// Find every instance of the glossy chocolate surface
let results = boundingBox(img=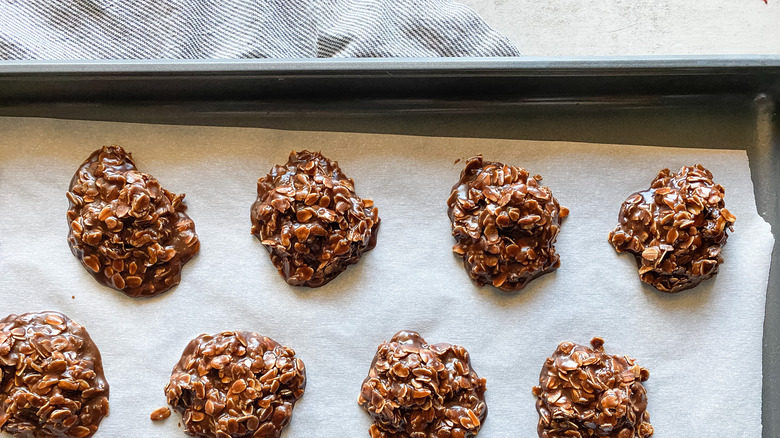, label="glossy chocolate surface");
[359,330,487,438]
[608,165,735,292]
[165,331,305,438]
[533,338,653,438]
[251,150,379,287]
[0,312,109,438]
[67,145,199,297]
[448,156,568,291]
